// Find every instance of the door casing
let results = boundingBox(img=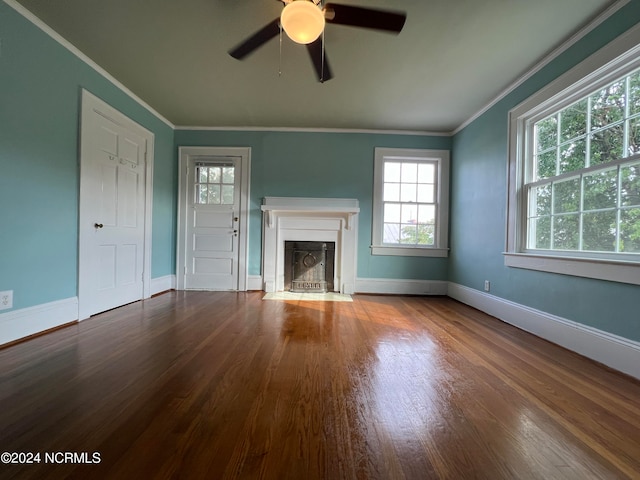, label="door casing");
[177,146,251,291]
